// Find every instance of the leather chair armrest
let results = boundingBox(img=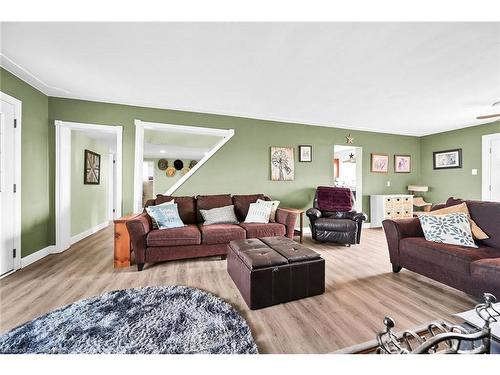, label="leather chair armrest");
[431,203,446,211]
[125,212,152,266]
[343,211,368,222]
[275,208,298,239]
[306,208,322,220]
[382,218,424,265]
